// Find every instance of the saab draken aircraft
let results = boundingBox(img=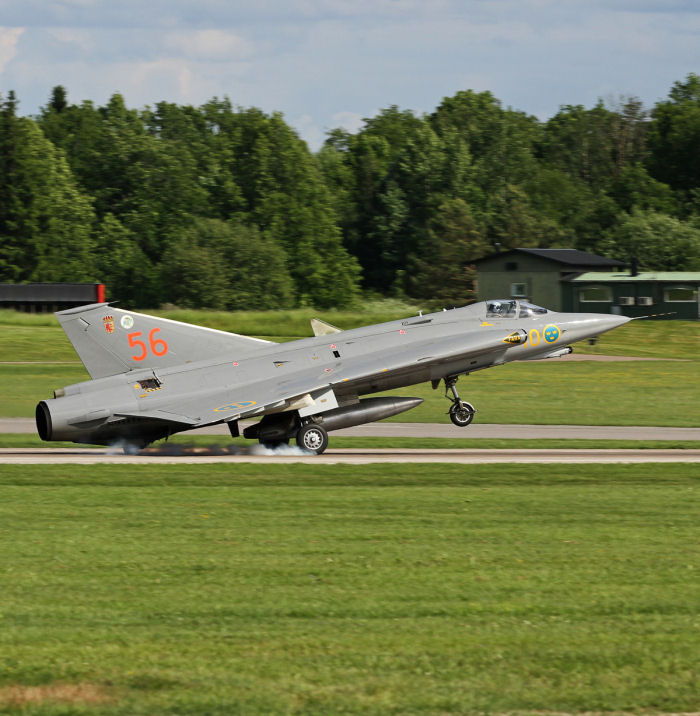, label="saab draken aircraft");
[36,300,629,454]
